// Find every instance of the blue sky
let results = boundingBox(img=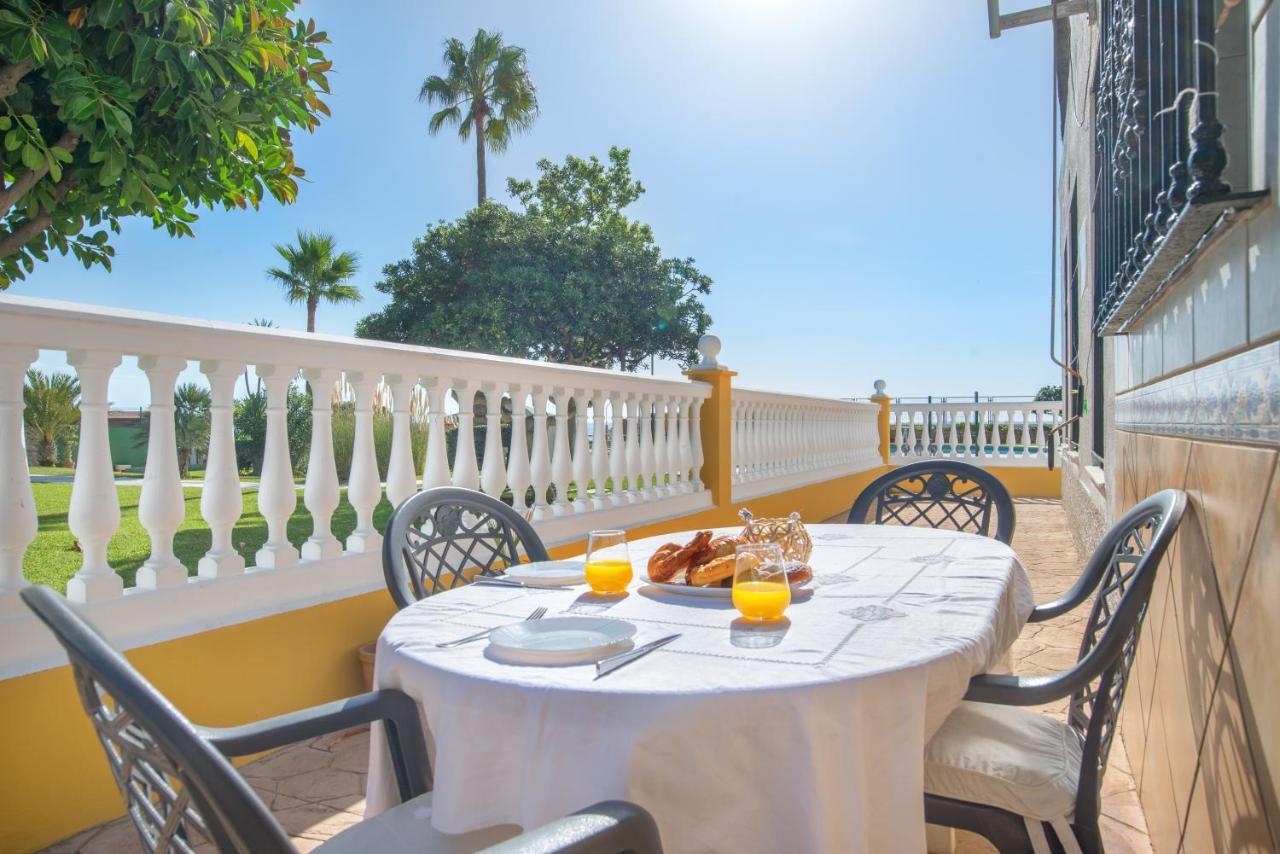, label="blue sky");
[14,0,1059,406]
